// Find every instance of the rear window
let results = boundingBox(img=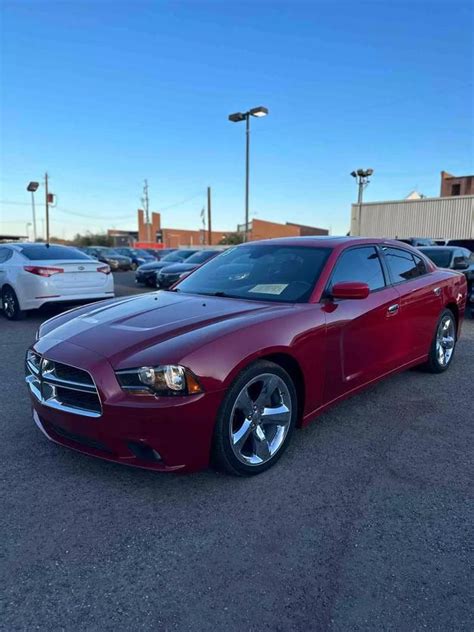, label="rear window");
[383,247,427,281]
[20,245,91,261]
